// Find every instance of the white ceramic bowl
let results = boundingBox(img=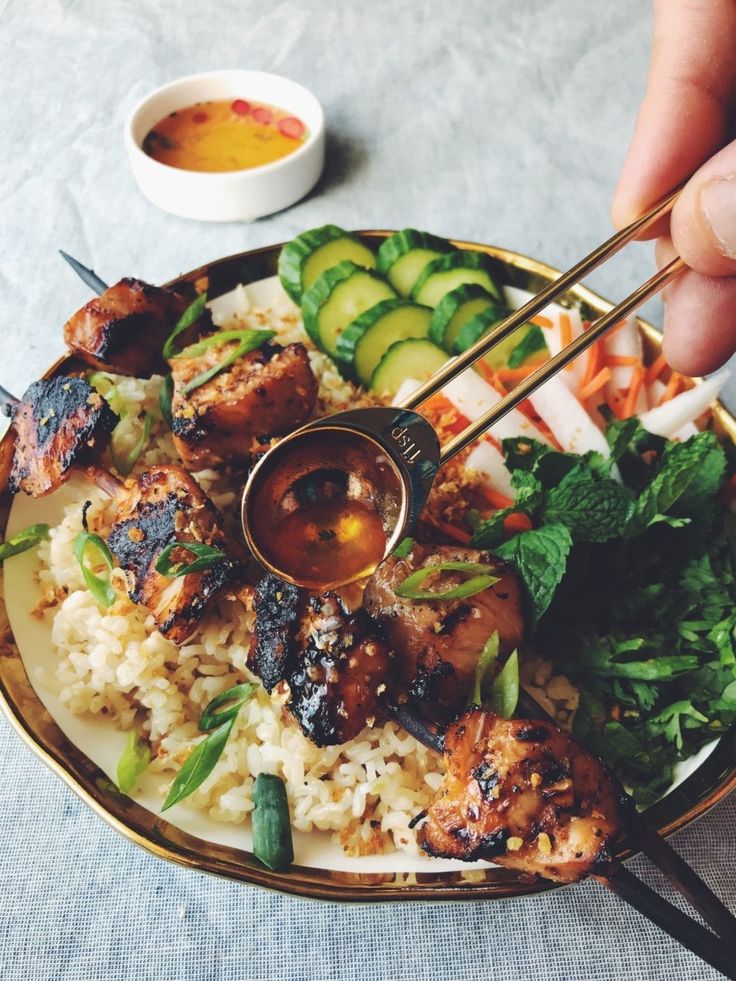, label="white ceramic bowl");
[124,70,325,222]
